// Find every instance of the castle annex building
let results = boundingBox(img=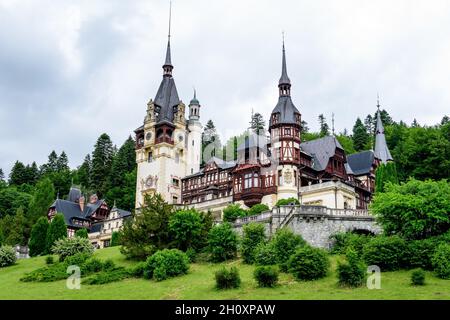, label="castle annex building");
[135,33,393,218]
